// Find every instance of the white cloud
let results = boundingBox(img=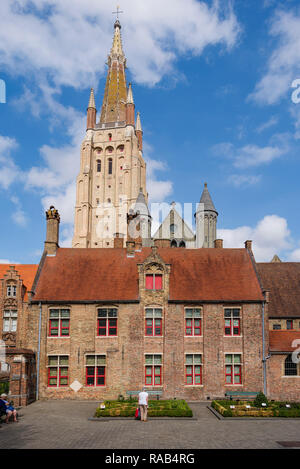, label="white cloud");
[250,9,300,105]
[256,115,279,133]
[218,215,291,261]
[146,157,173,203]
[228,174,261,187]
[213,135,289,169]
[0,0,240,89]
[0,136,21,189]
[10,196,27,227]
